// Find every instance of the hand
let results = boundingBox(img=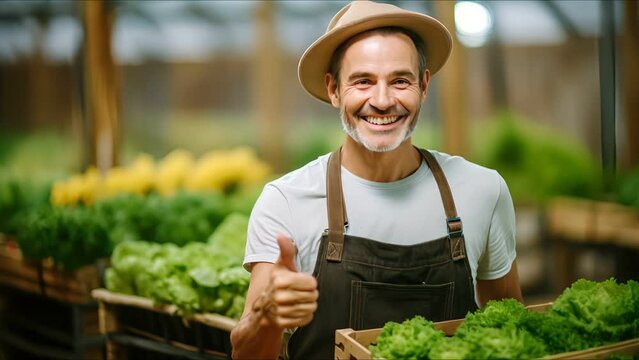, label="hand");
[253,234,318,329]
